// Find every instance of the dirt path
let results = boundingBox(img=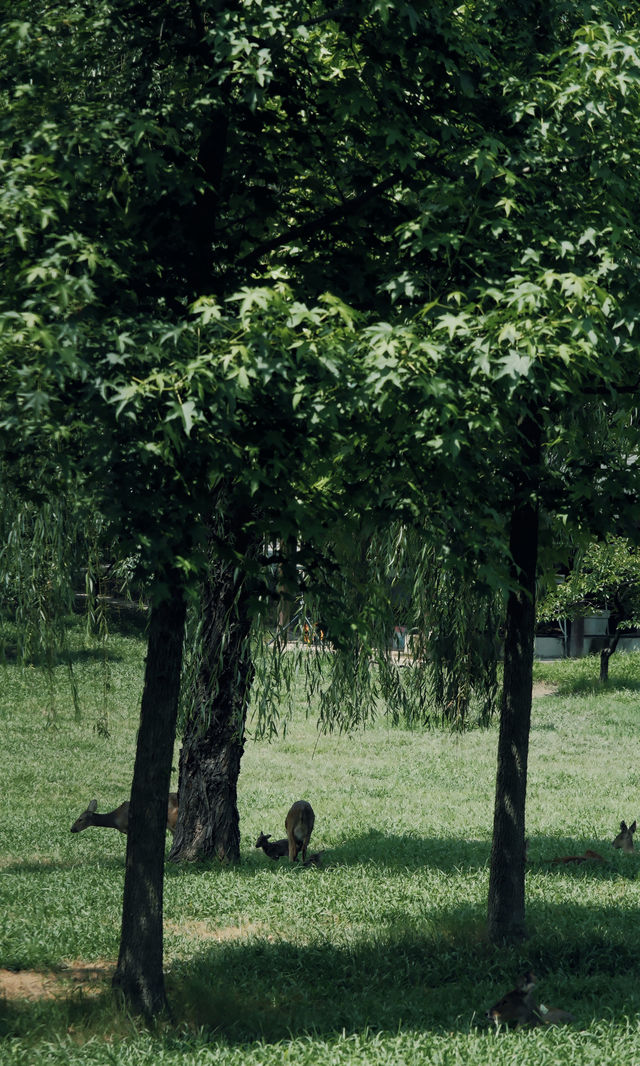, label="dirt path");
[0,961,113,1001]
